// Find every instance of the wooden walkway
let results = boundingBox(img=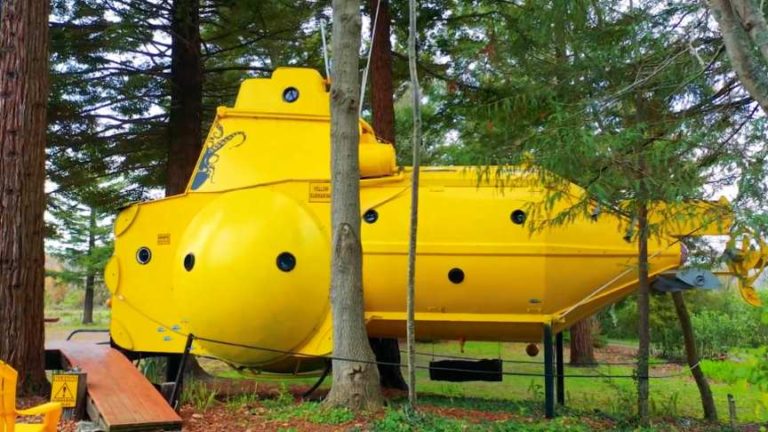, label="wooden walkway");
[47,342,182,431]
